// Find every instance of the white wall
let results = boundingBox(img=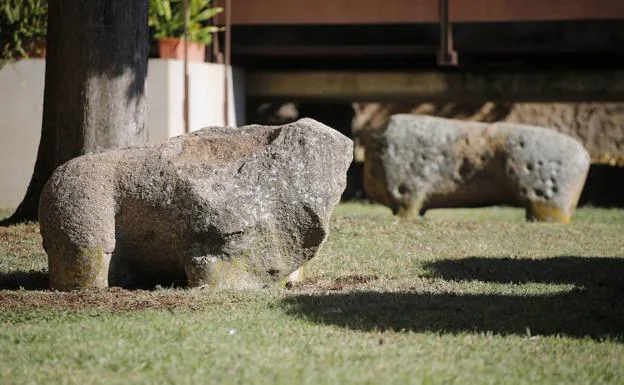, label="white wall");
[0,59,246,207]
[0,59,44,209]
[148,60,246,144]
